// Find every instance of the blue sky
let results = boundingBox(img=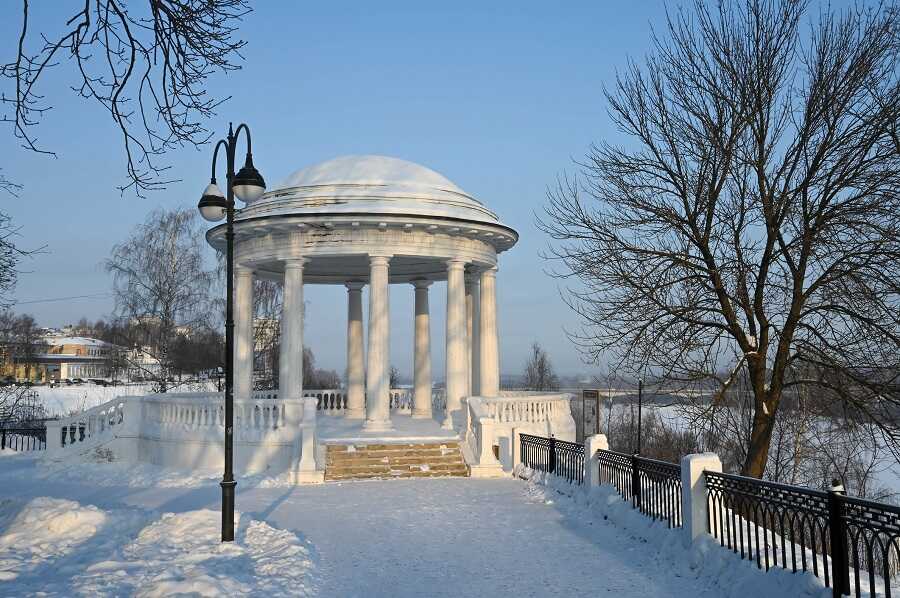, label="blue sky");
[1,2,671,377]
